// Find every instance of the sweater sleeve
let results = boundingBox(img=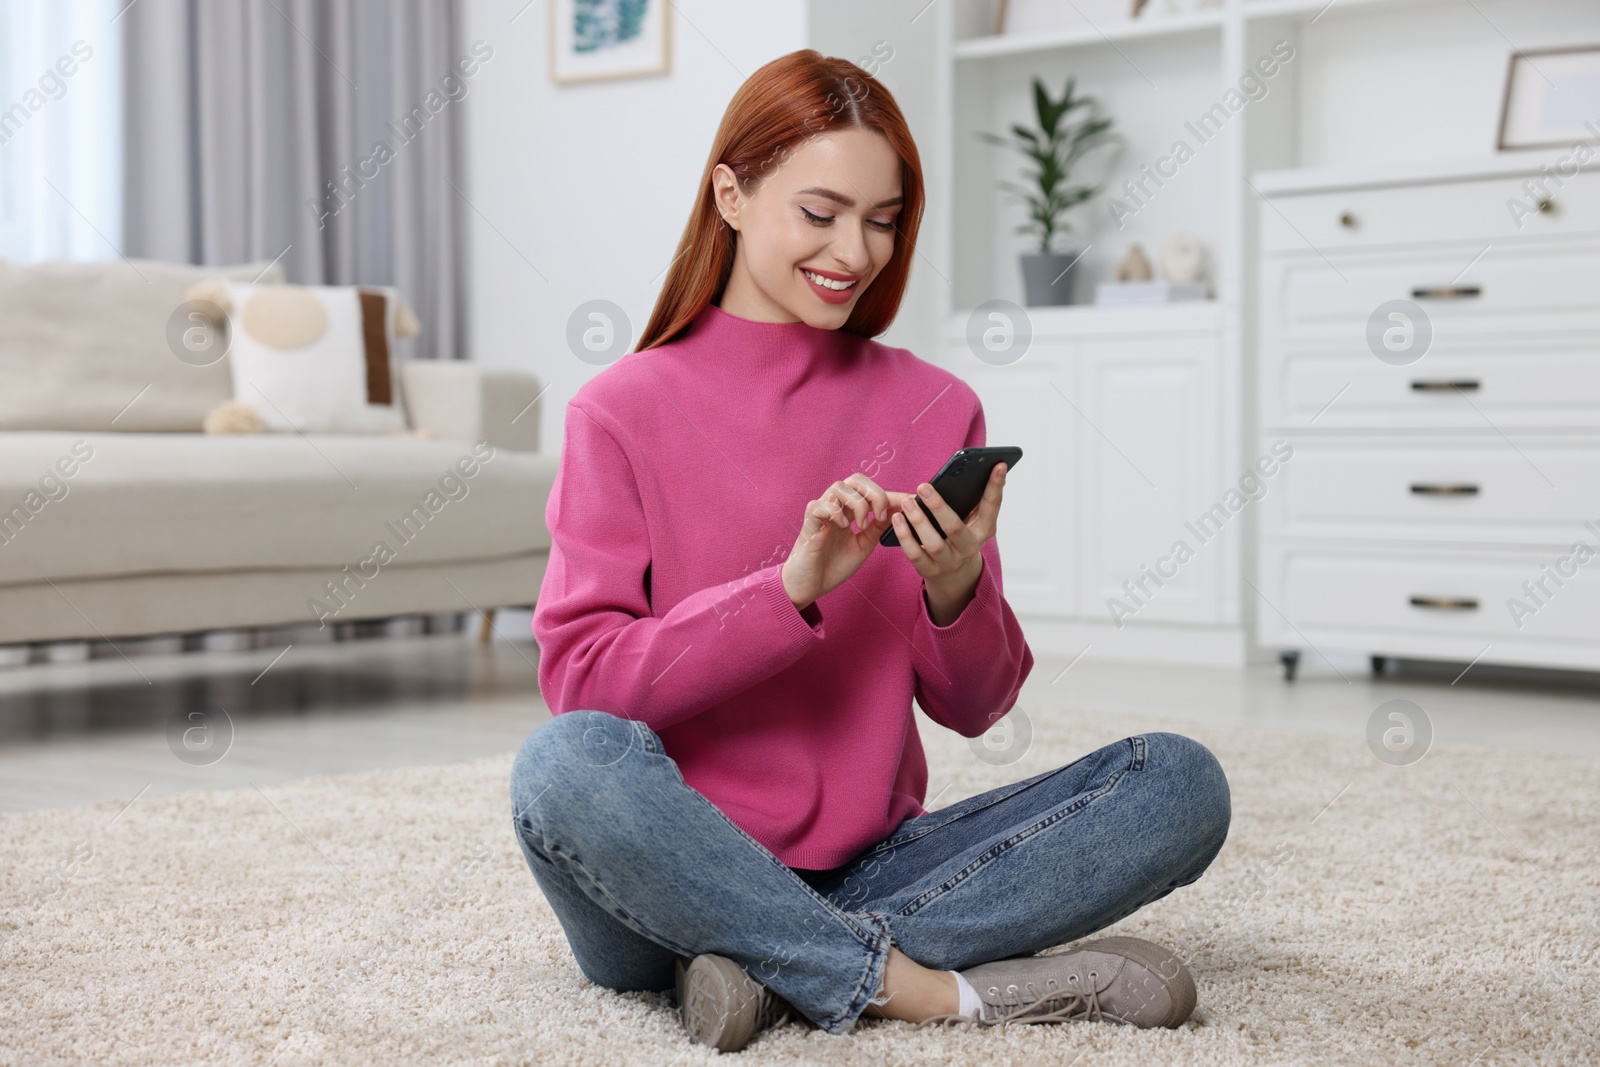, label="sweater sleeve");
[910,394,1035,738]
[532,402,826,732]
